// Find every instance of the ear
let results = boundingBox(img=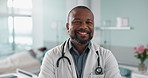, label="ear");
[66,23,69,32]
